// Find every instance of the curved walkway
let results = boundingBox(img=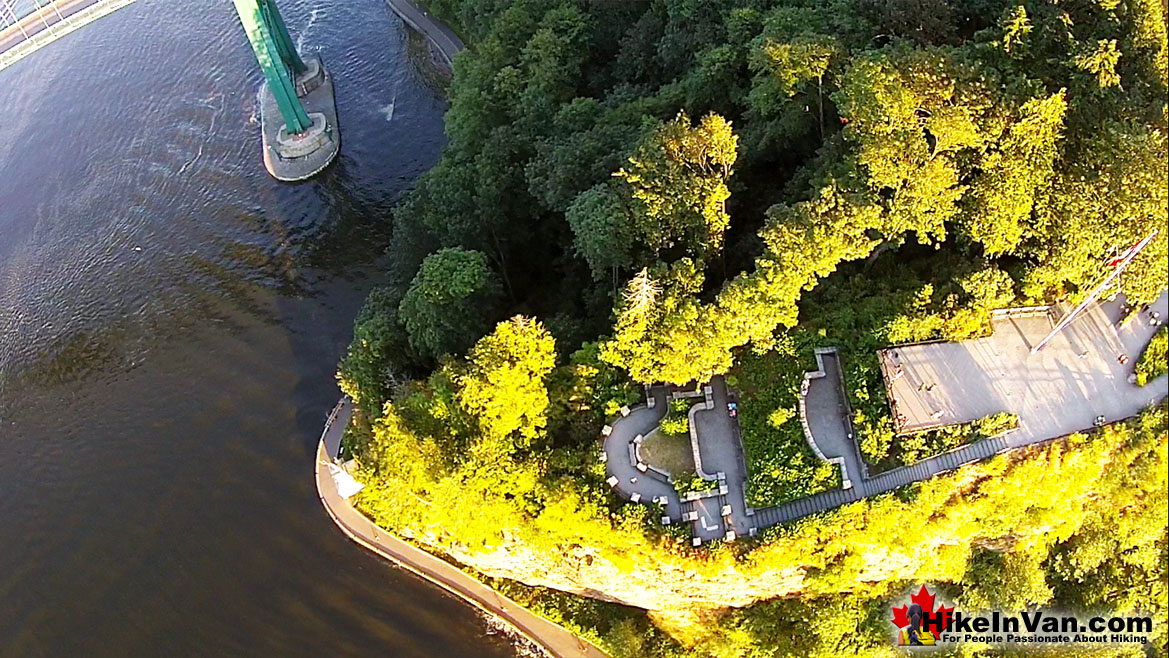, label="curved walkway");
[601,387,681,519]
[311,7,600,655]
[383,0,464,68]
[316,399,607,658]
[798,348,862,488]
